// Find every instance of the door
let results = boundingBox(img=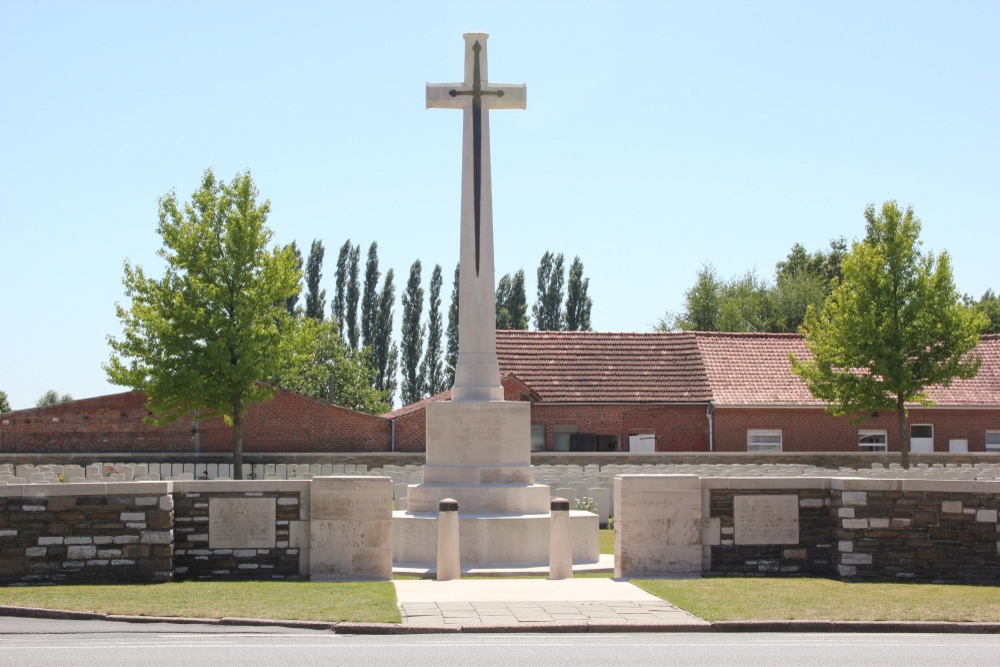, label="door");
[628,433,656,453]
